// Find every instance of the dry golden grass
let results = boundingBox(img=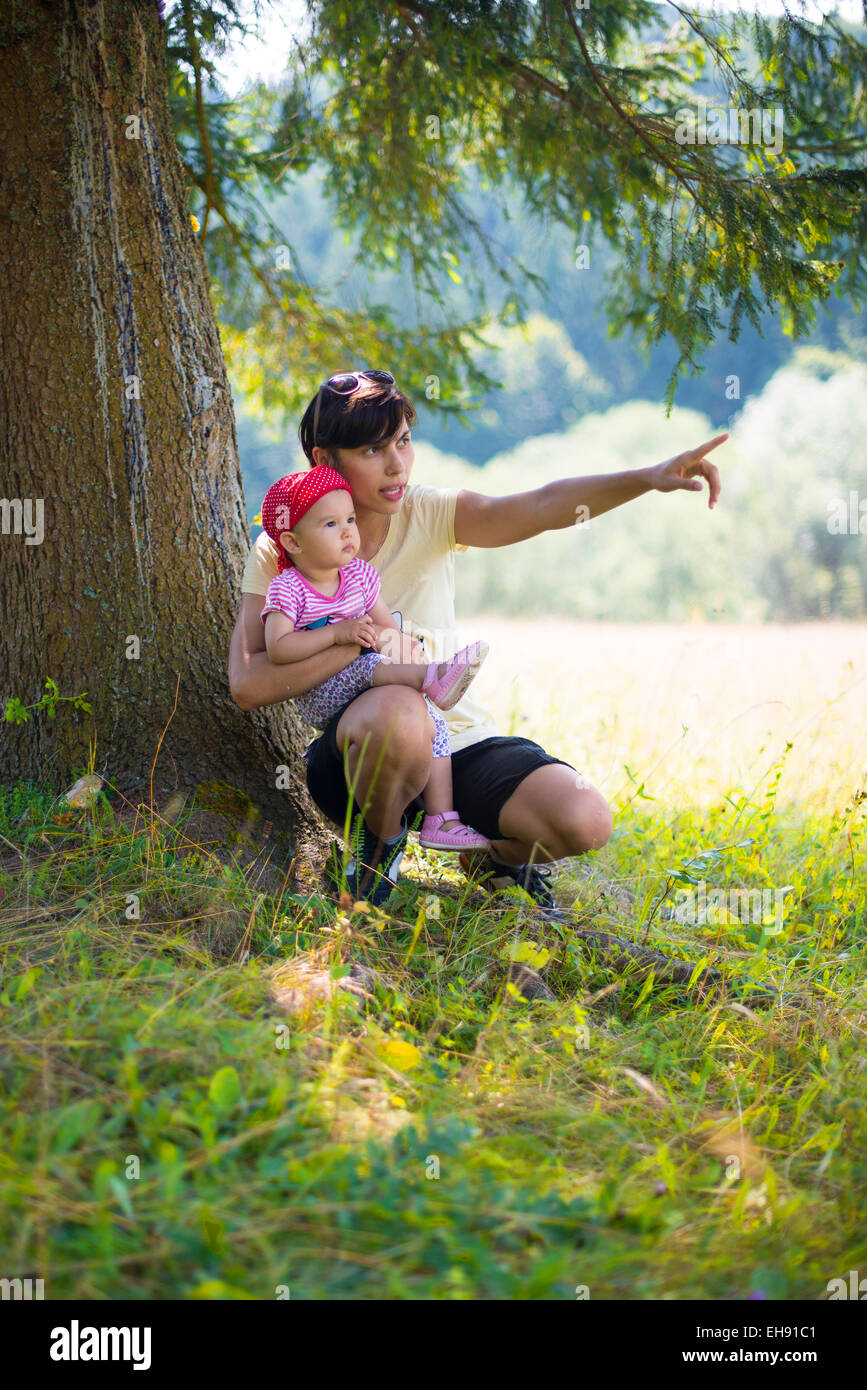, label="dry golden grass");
[463,619,867,812]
